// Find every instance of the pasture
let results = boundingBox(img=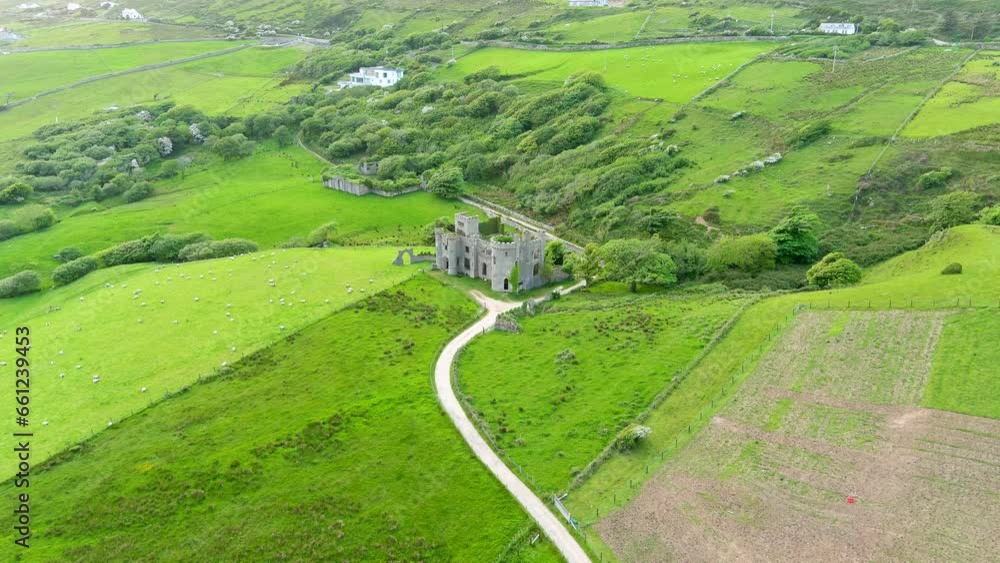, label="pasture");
[0,276,538,561]
[597,309,1000,561]
[0,46,308,142]
[924,309,1000,419]
[0,246,422,476]
[458,289,749,492]
[0,21,218,47]
[441,42,778,101]
[0,142,471,281]
[904,51,1000,138]
[0,41,245,102]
